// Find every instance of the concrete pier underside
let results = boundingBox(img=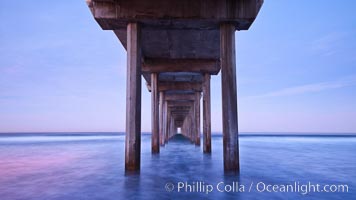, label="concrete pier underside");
[87,0,263,173]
